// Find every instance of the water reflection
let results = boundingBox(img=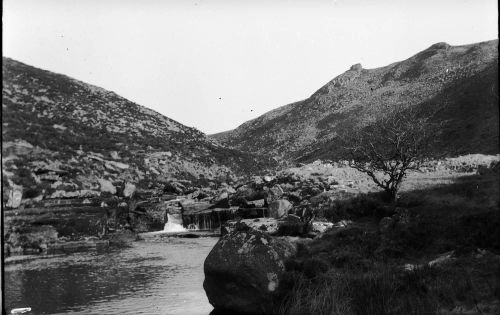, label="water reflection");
[4,238,217,315]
